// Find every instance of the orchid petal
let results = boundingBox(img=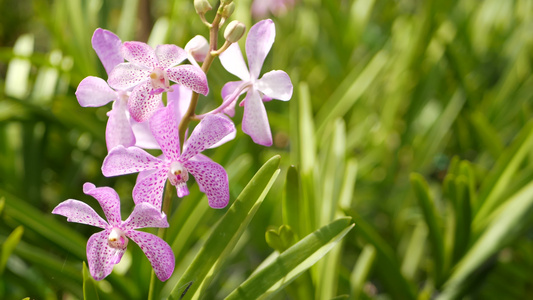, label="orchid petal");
[131,119,159,149]
[219,43,250,81]
[106,99,136,151]
[123,202,168,229]
[132,168,168,211]
[155,44,187,69]
[166,65,209,96]
[180,114,236,161]
[82,183,122,226]
[87,229,122,280]
[167,84,192,123]
[220,81,246,117]
[242,90,273,146]
[108,63,151,90]
[256,70,293,101]
[185,35,209,62]
[246,19,275,79]
[122,41,157,68]
[128,82,164,122]
[102,145,163,177]
[149,102,180,161]
[52,199,108,229]
[208,114,236,148]
[76,76,116,107]
[126,230,175,281]
[91,28,123,75]
[185,160,229,209]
